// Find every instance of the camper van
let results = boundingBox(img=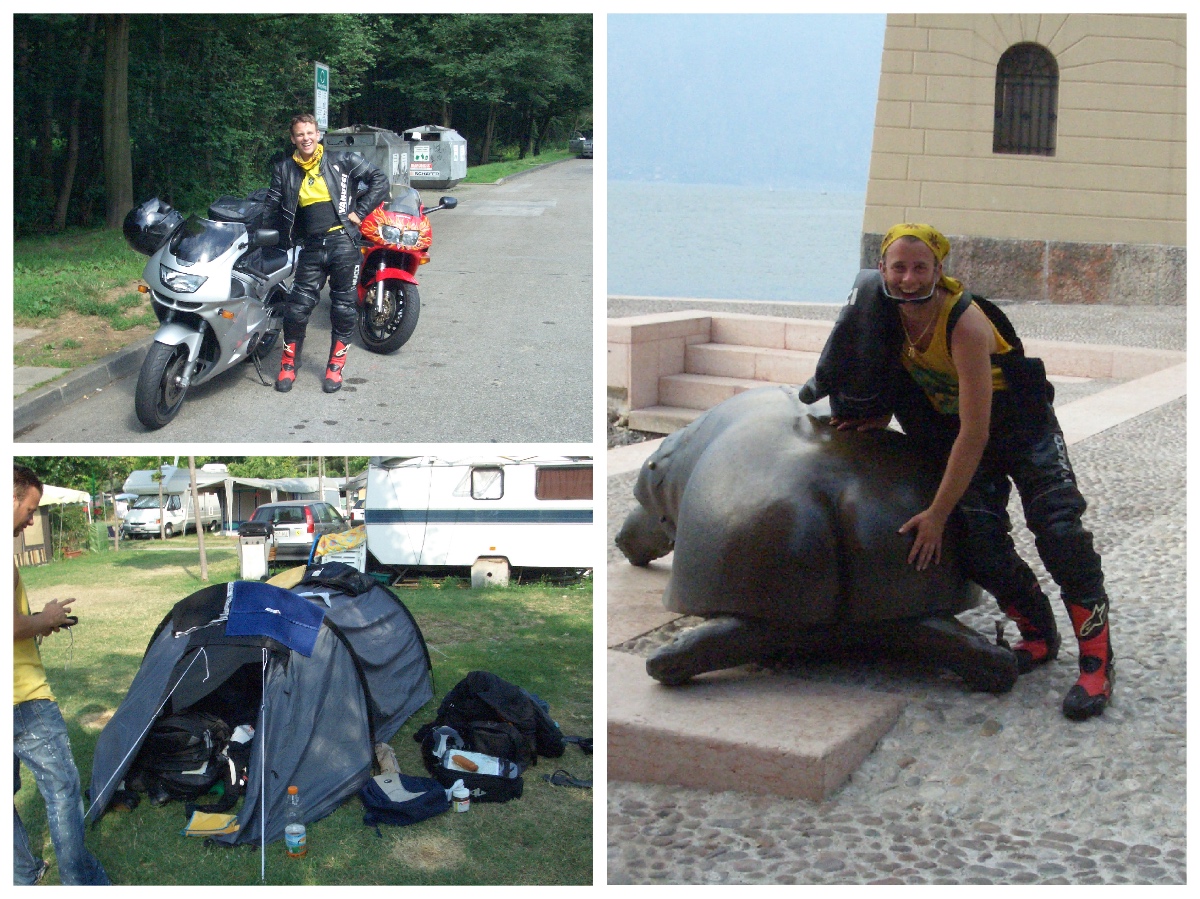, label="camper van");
[362,455,593,577]
[121,490,222,539]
